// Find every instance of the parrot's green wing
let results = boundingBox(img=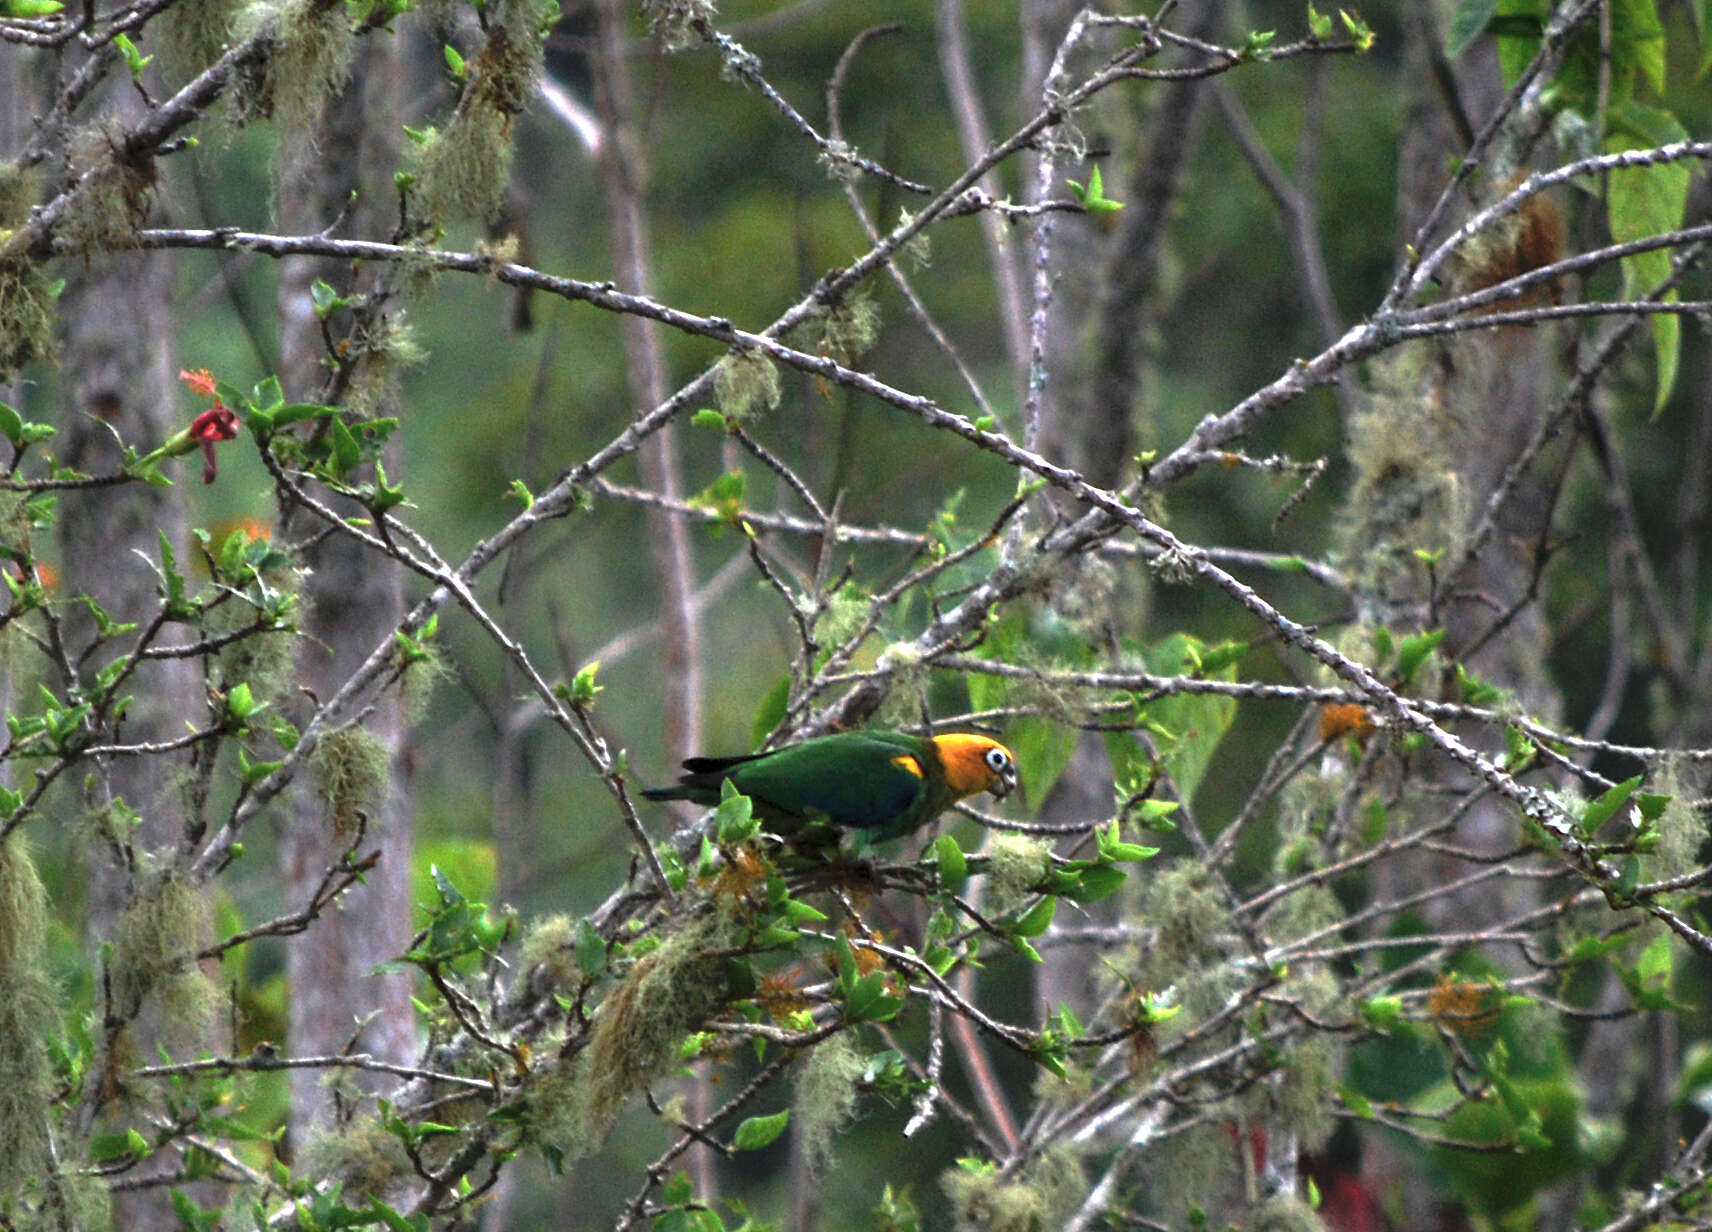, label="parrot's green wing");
[727,732,932,833]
